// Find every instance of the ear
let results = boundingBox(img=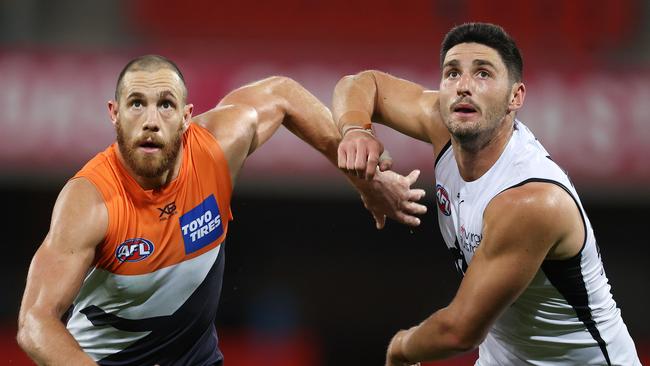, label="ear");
[183,103,194,131]
[108,100,119,126]
[507,82,526,113]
